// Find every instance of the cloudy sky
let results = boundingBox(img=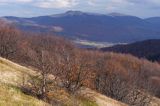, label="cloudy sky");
[0,0,159,18]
